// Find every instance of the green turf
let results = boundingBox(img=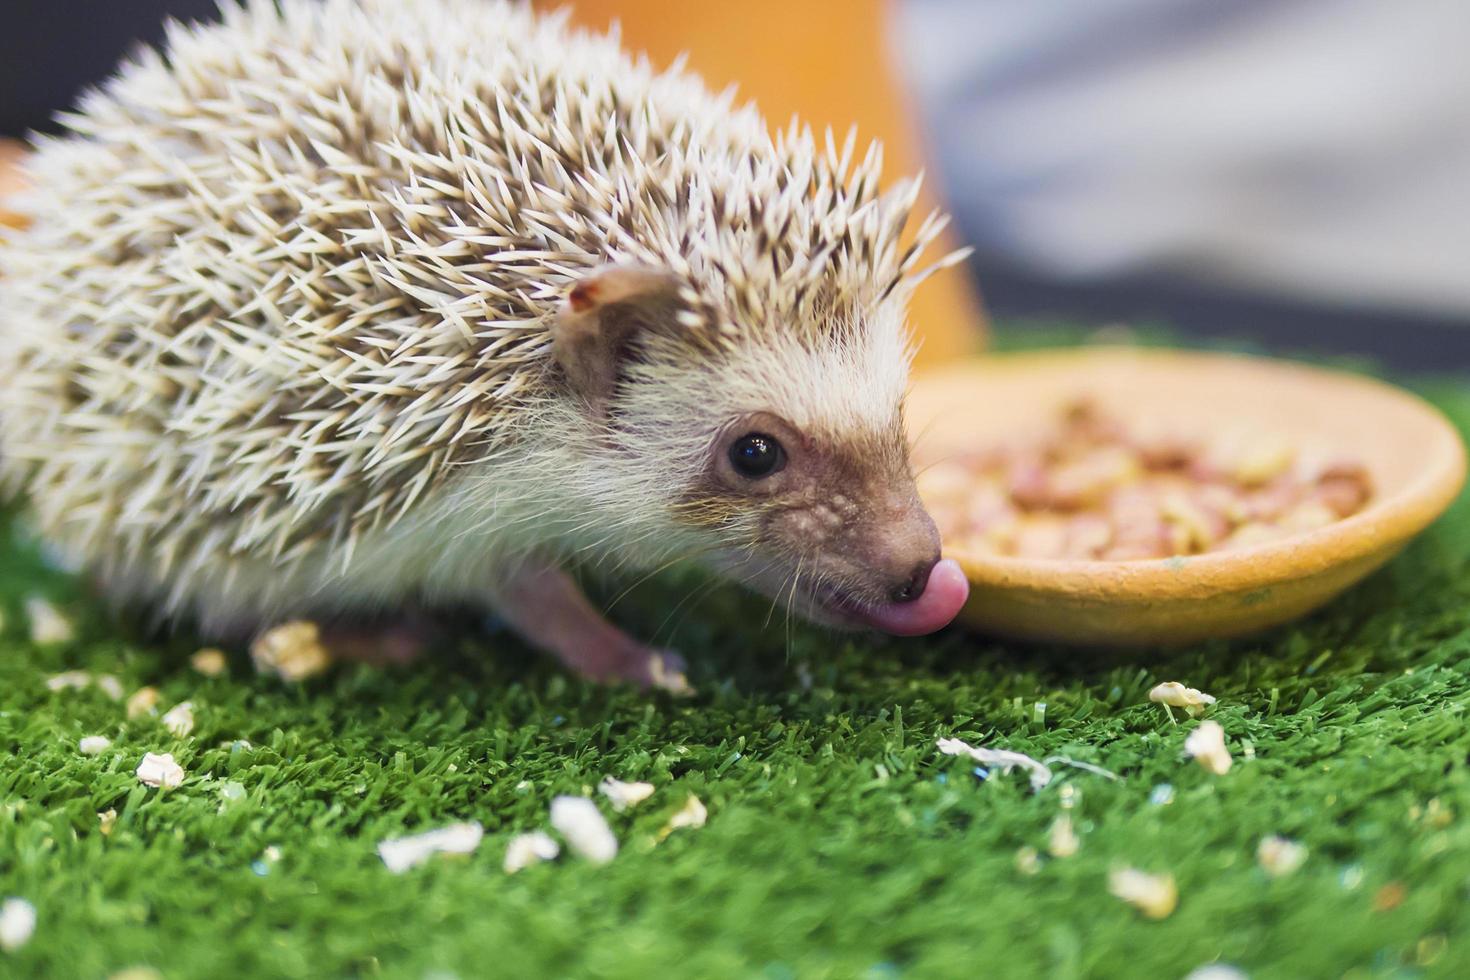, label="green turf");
[2,342,1468,980]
